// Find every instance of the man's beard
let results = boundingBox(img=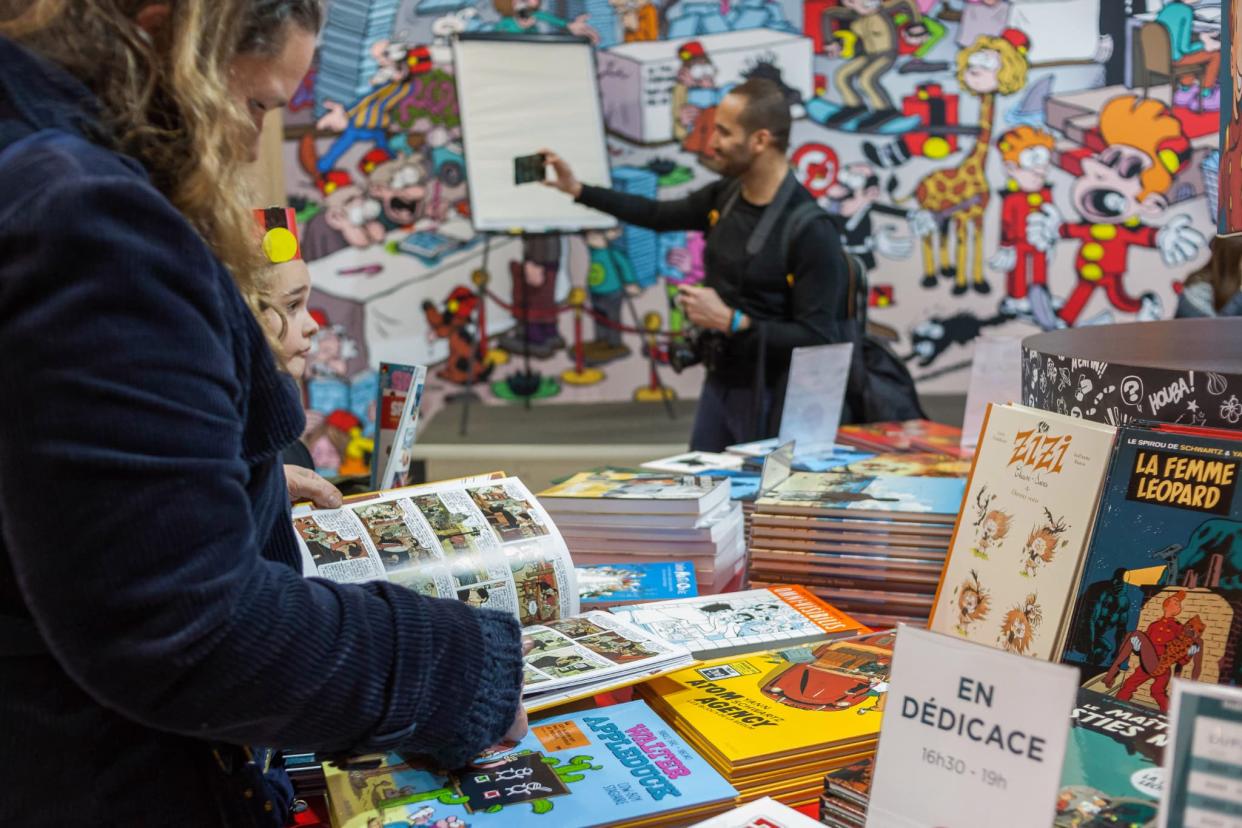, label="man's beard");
[702,150,752,178]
